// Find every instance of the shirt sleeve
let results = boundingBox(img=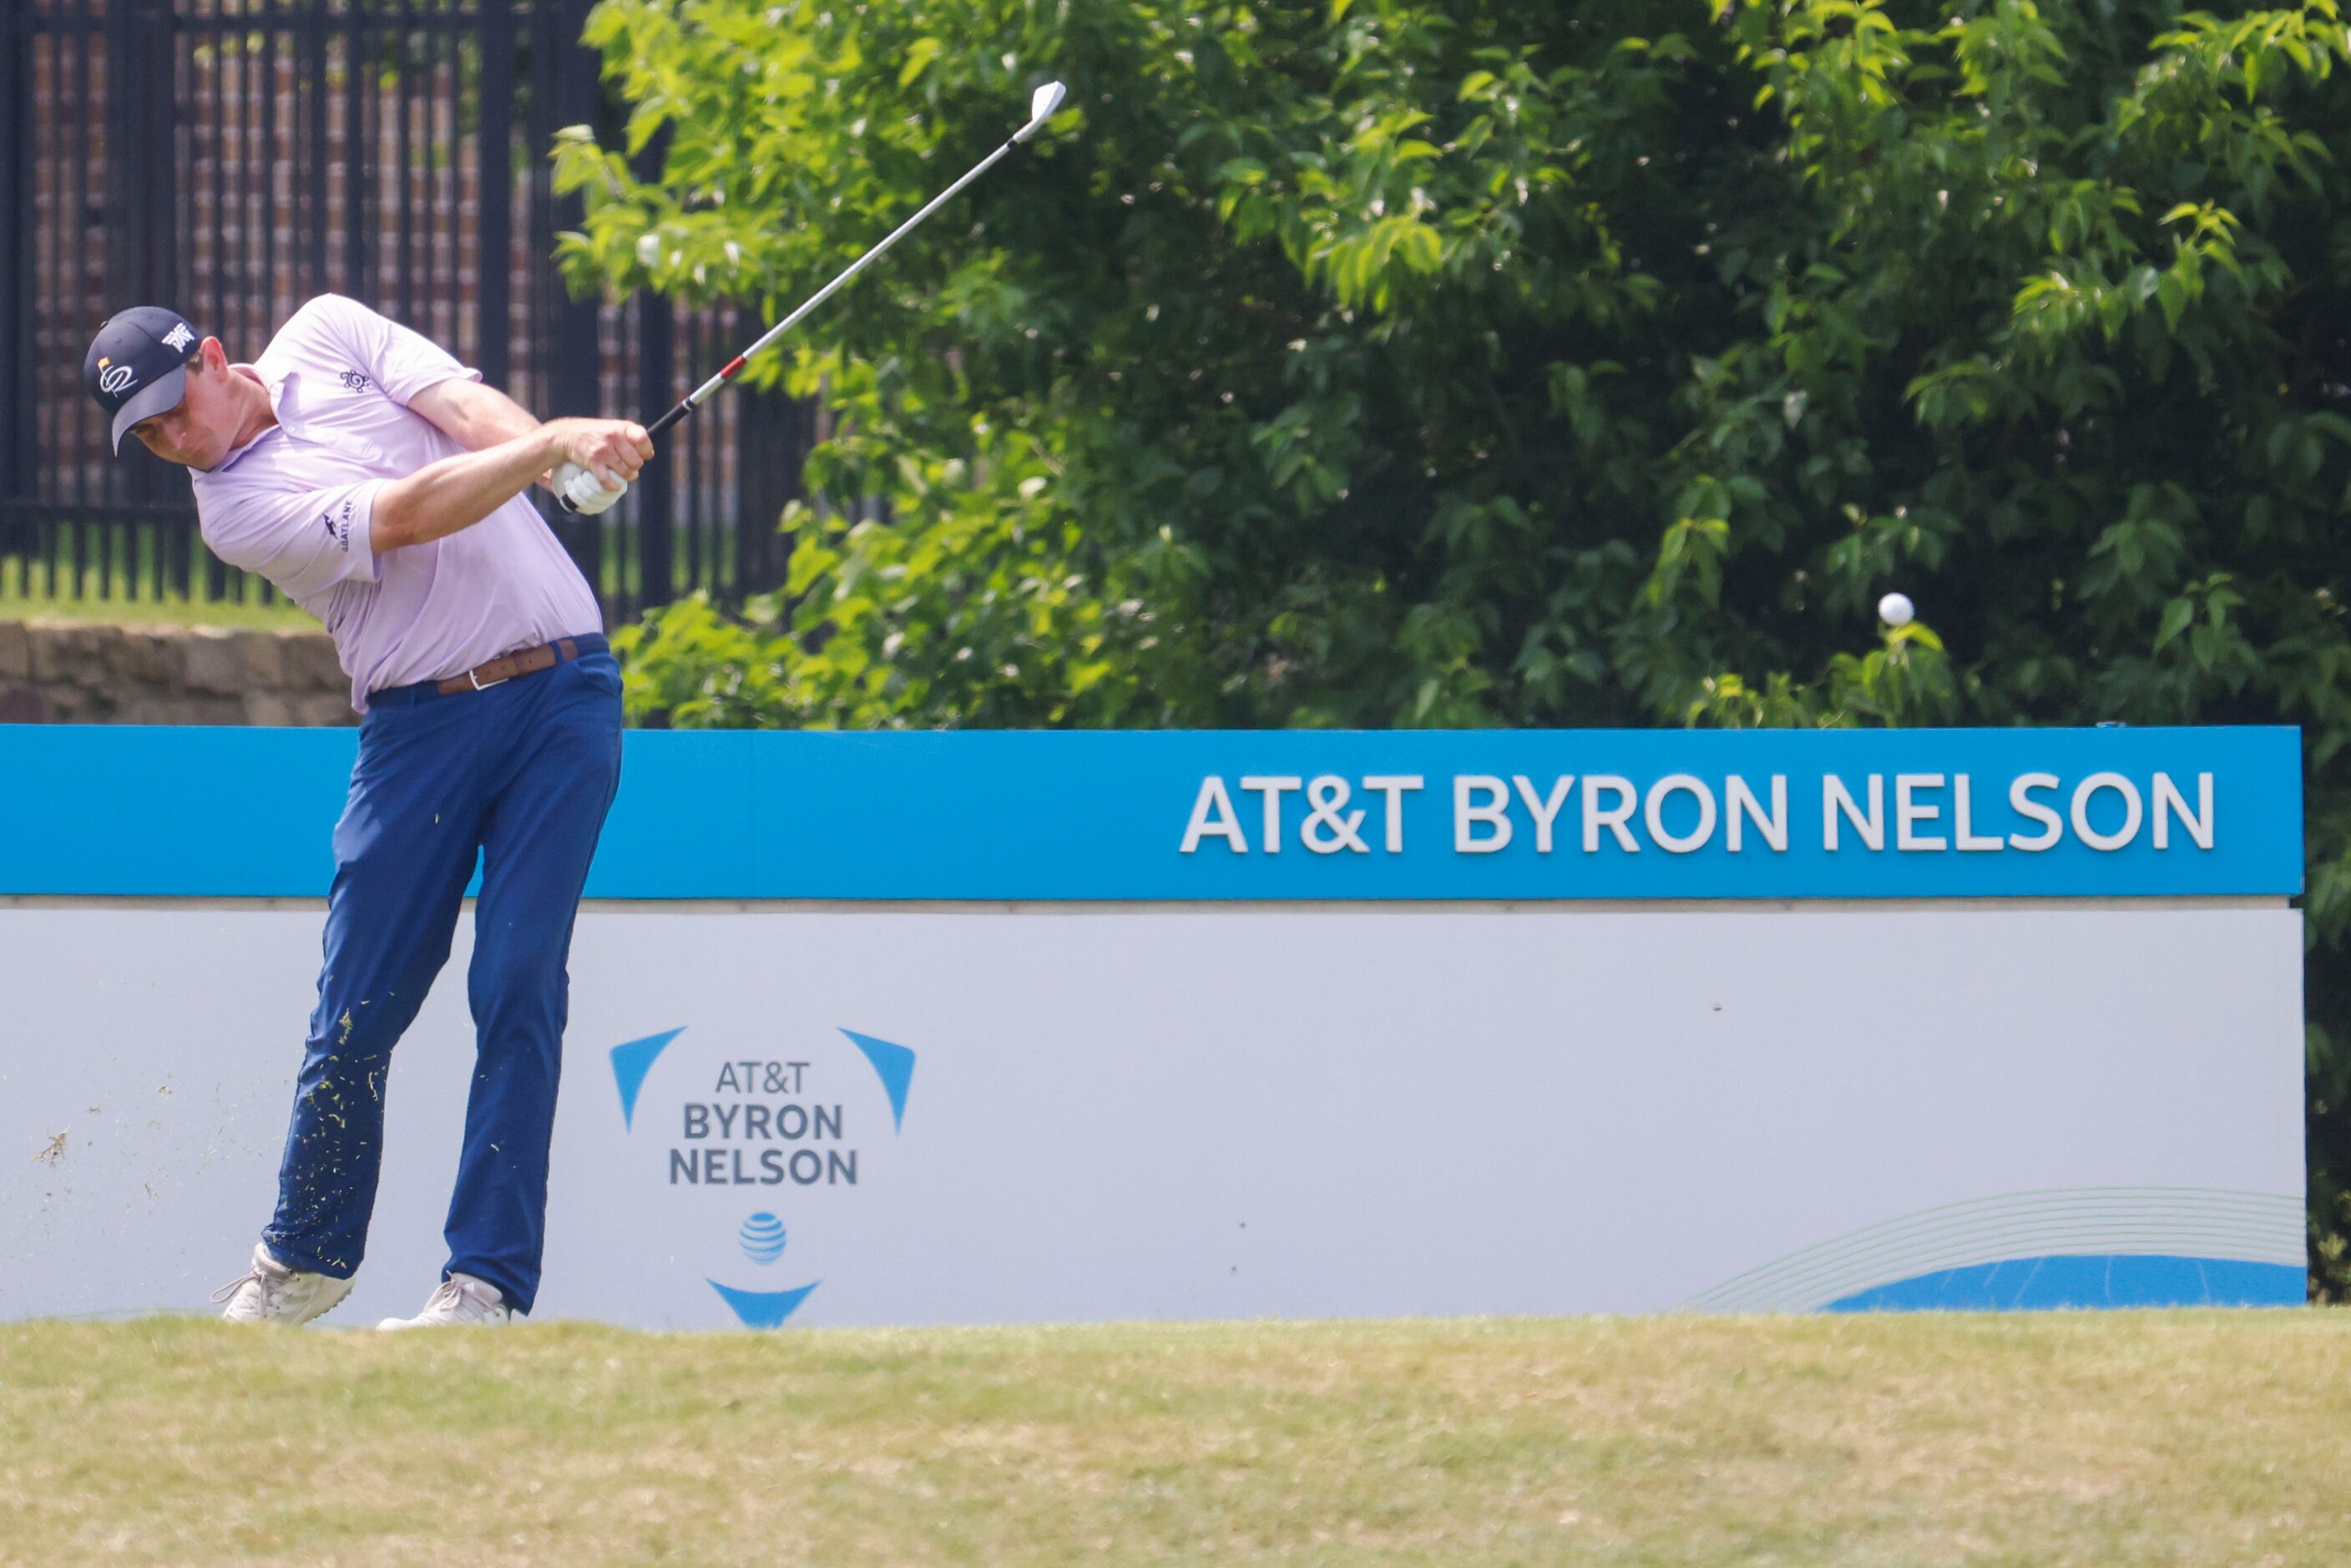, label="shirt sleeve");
[200,478,382,600]
[298,293,481,407]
